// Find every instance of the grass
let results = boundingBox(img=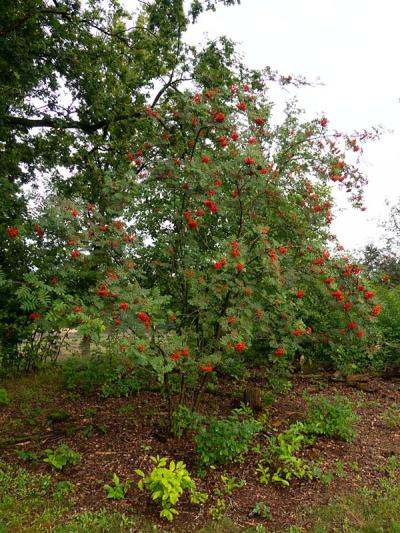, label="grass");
[310,480,400,532]
[58,514,268,533]
[0,459,159,533]
[287,457,400,533]
[1,366,62,410]
[0,368,64,439]
[198,518,267,533]
[382,404,400,429]
[55,509,158,533]
[0,459,70,532]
